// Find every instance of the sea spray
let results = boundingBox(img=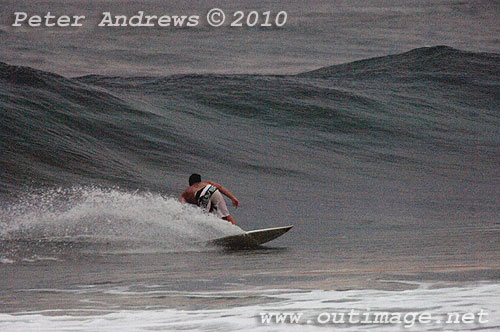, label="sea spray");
[0,186,243,256]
